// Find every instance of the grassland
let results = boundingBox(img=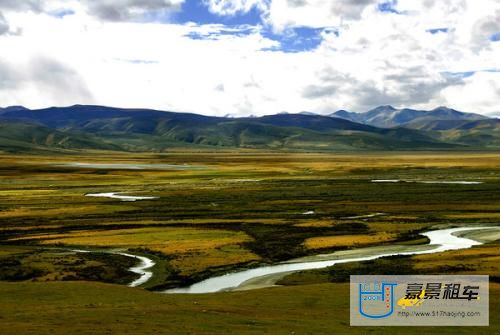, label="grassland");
[0,151,499,333]
[0,281,498,335]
